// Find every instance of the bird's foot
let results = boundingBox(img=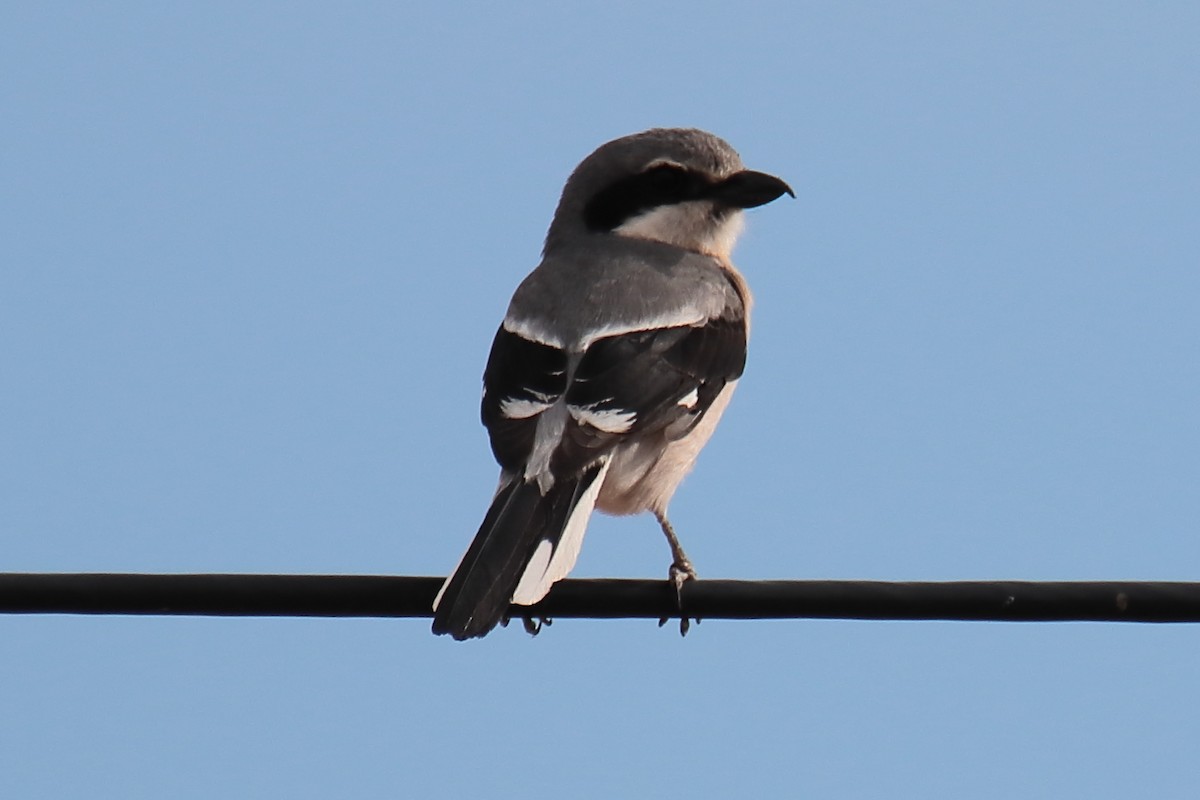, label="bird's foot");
[670,558,697,600]
[521,615,552,636]
[657,560,700,636]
